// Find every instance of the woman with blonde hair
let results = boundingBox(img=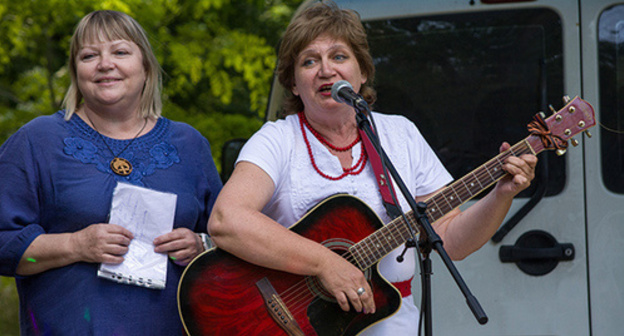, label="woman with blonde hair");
[0,10,222,334]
